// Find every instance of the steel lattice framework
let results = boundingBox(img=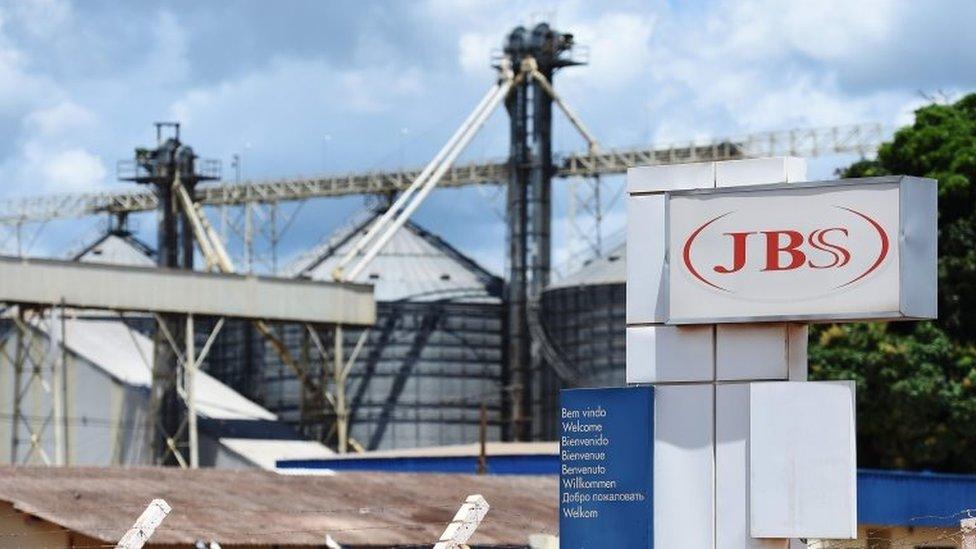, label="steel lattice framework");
[0,123,885,225]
